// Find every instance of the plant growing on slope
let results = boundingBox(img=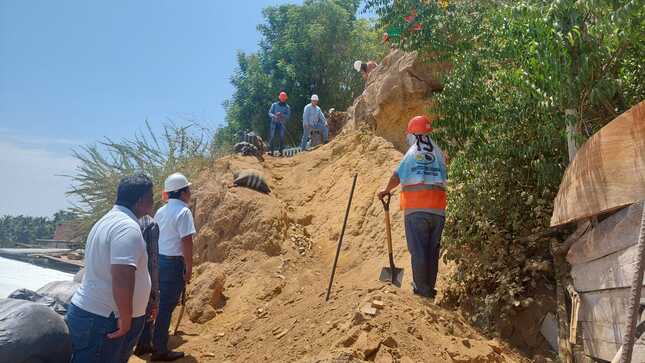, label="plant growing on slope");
[67,122,212,239]
[365,0,644,338]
